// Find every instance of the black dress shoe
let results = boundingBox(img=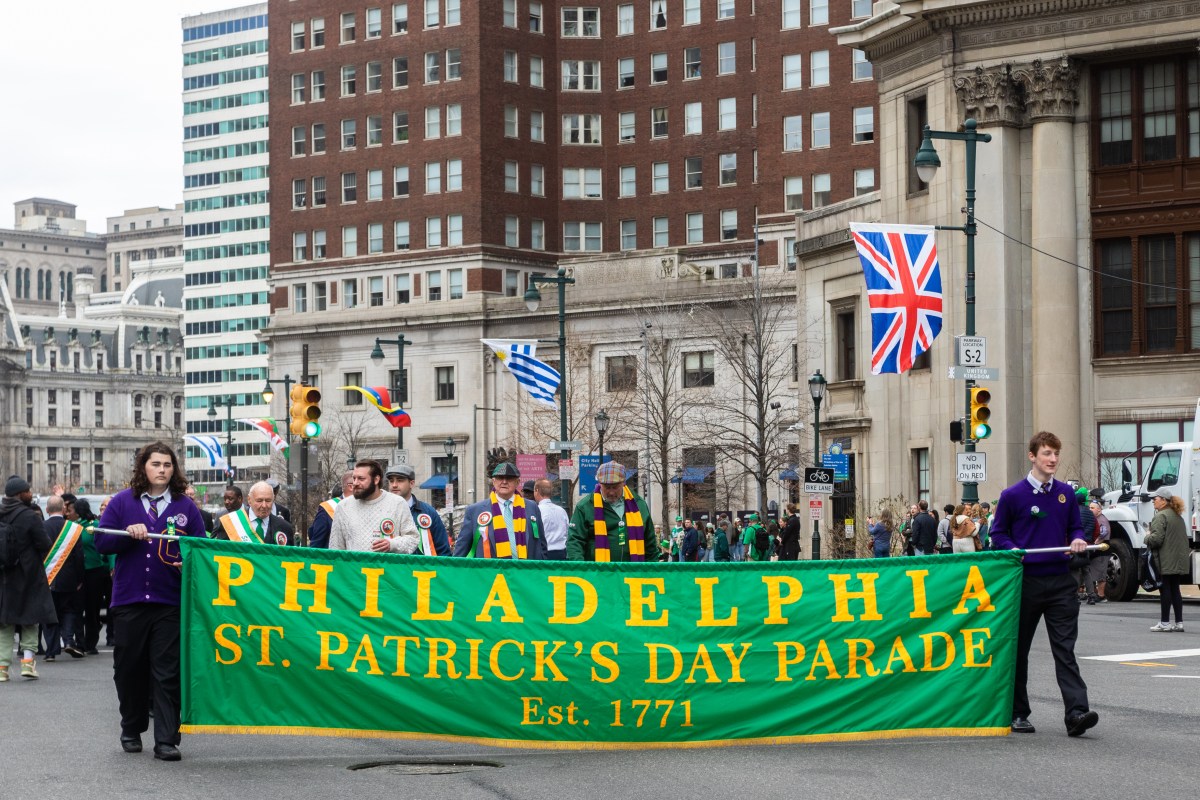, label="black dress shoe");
[64,645,85,658]
[85,649,100,656]
[1011,717,1036,733]
[153,744,182,762]
[1066,710,1099,737]
[120,735,143,753]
